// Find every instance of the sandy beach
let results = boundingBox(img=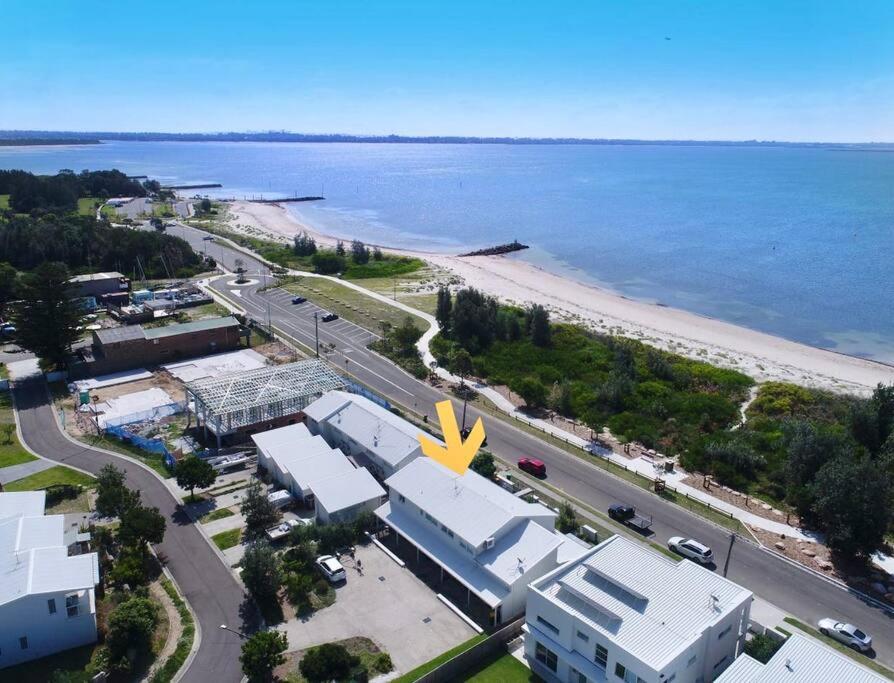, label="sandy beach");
[225,200,894,395]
